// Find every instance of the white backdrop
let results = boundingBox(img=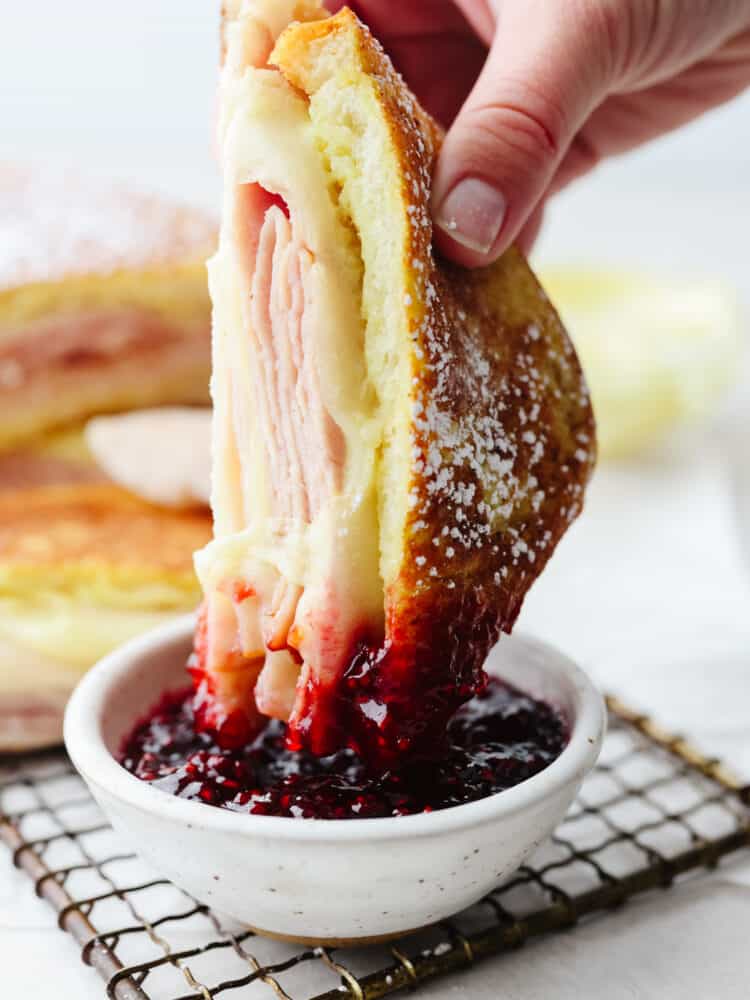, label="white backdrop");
[2,0,750,279]
[2,5,750,998]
